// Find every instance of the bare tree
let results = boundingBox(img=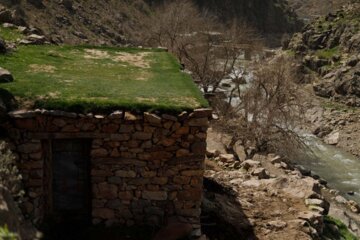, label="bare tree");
[214,57,305,156]
[143,0,263,93]
[143,1,304,157]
